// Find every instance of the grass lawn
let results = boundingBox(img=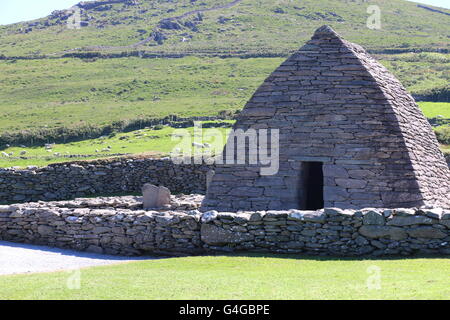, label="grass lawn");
[418,102,450,119]
[0,121,233,168]
[0,254,449,300]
